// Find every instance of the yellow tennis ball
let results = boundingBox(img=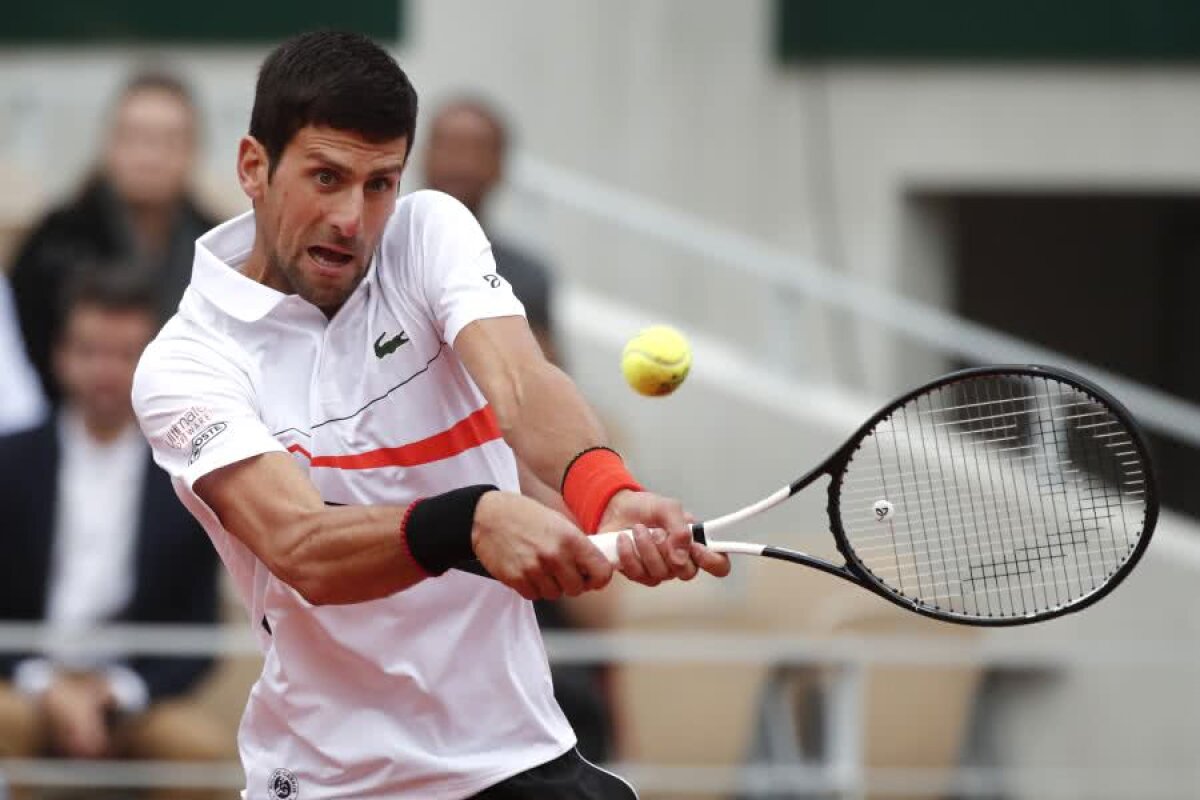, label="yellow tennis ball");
[621,325,692,397]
